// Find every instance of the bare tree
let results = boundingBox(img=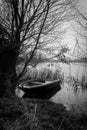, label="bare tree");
[0,0,73,97]
[70,0,87,59]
